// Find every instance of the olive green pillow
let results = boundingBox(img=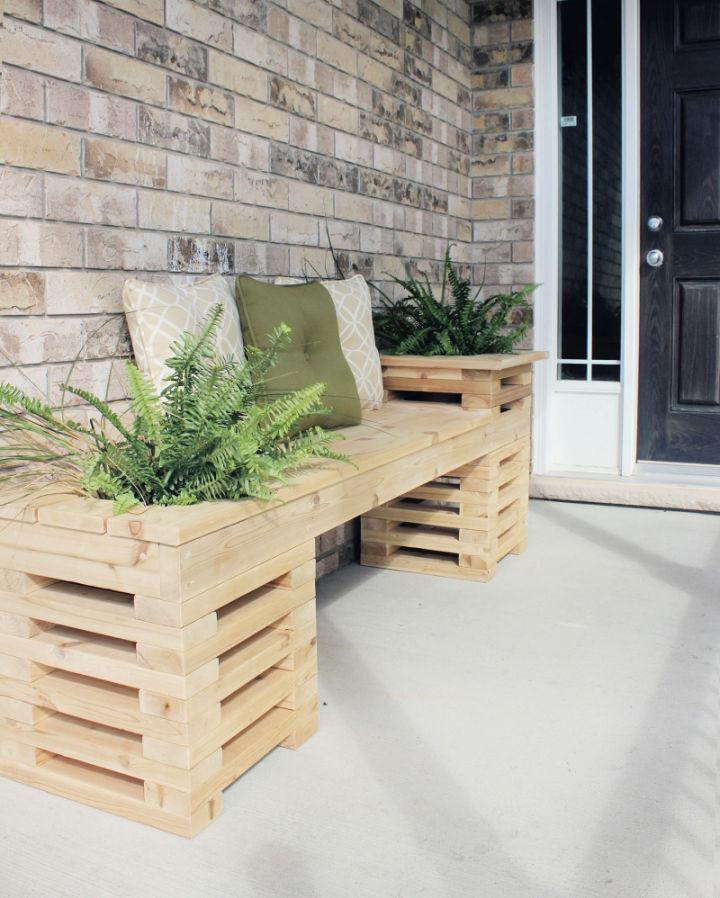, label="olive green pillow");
[235,276,361,429]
